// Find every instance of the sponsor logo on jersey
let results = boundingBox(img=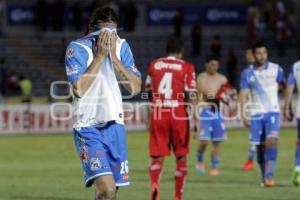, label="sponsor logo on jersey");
[66,65,79,76]
[154,61,182,71]
[265,75,276,79]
